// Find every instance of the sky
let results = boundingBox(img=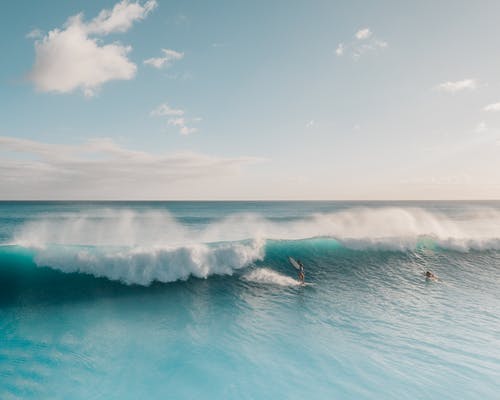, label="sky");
[1,0,500,200]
